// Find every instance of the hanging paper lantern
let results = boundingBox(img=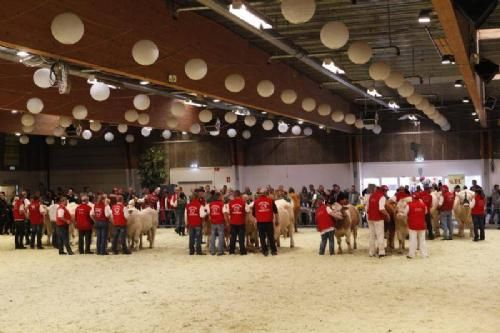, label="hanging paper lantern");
[45,136,55,145]
[141,127,152,137]
[407,93,423,106]
[262,120,274,131]
[331,111,345,123]
[320,21,349,49]
[354,119,365,129]
[33,68,52,88]
[82,129,92,140]
[72,105,88,120]
[278,122,289,133]
[170,101,185,117]
[125,134,135,143]
[244,115,257,127]
[89,121,102,132]
[303,127,313,136]
[225,74,245,93]
[90,82,110,101]
[198,109,213,123]
[280,89,297,104]
[51,12,85,45]
[124,109,139,123]
[369,62,391,81]
[117,124,128,133]
[209,130,220,136]
[397,81,415,98]
[132,40,159,66]
[185,58,207,80]
[317,104,331,116]
[137,113,150,125]
[301,98,316,112]
[59,116,72,128]
[344,113,356,125]
[26,97,44,114]
[104,132,114,142]
[281,0,316,24]
[68,138,78,146]
[373,124,382,134]
[53,126,65,137]
[227,128,237,138]
[21,113,35,127]
[190,123,201,134]
[347,41,373,64]
[166,118,179,129]
[242,130,251,139]
[385,71,405,89]
[257,80,275,98]
[291,125,301,136]
[224,112,237,124]
[133,94,150,110]
[22,125,34,133]
[19,135,29,144]
[162,130,172,139]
